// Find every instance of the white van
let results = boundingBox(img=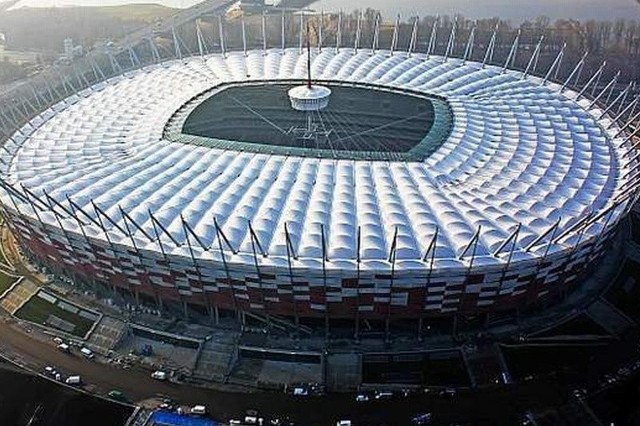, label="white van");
[65,375,81,385]
[190,405,206,415]
[80,347,94,359]
[151,371,167,380]
[57,343,70,353]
